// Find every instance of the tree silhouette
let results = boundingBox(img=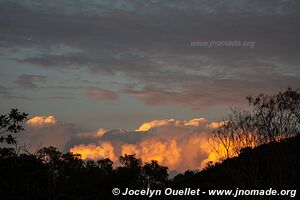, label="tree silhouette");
[117,154,144,188]
[210,88,300,160]
[0,109,28,144]
[247,87,300,142]
[143,160,168,188]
